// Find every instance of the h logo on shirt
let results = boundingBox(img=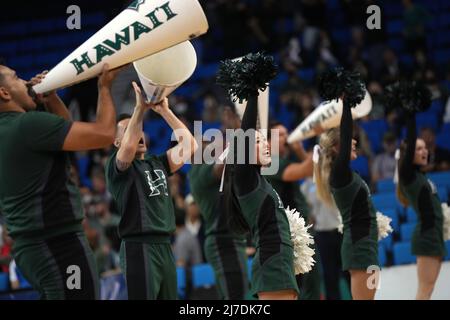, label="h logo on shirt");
[145,169,168,197]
